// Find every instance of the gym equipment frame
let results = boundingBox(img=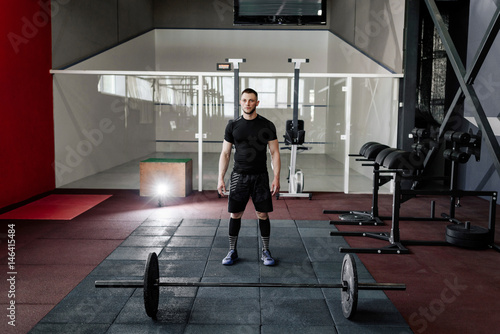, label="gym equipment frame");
[277,58,312,200]
[324,138,449,227]
[330,168,499,254]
